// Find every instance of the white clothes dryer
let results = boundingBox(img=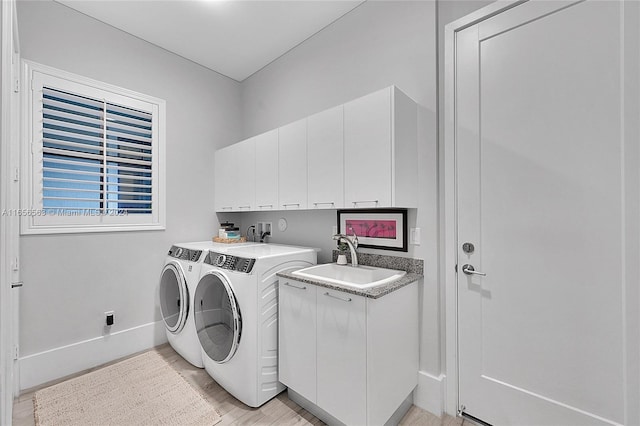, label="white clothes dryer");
[159,241,258,368]
[194,244,317,407]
